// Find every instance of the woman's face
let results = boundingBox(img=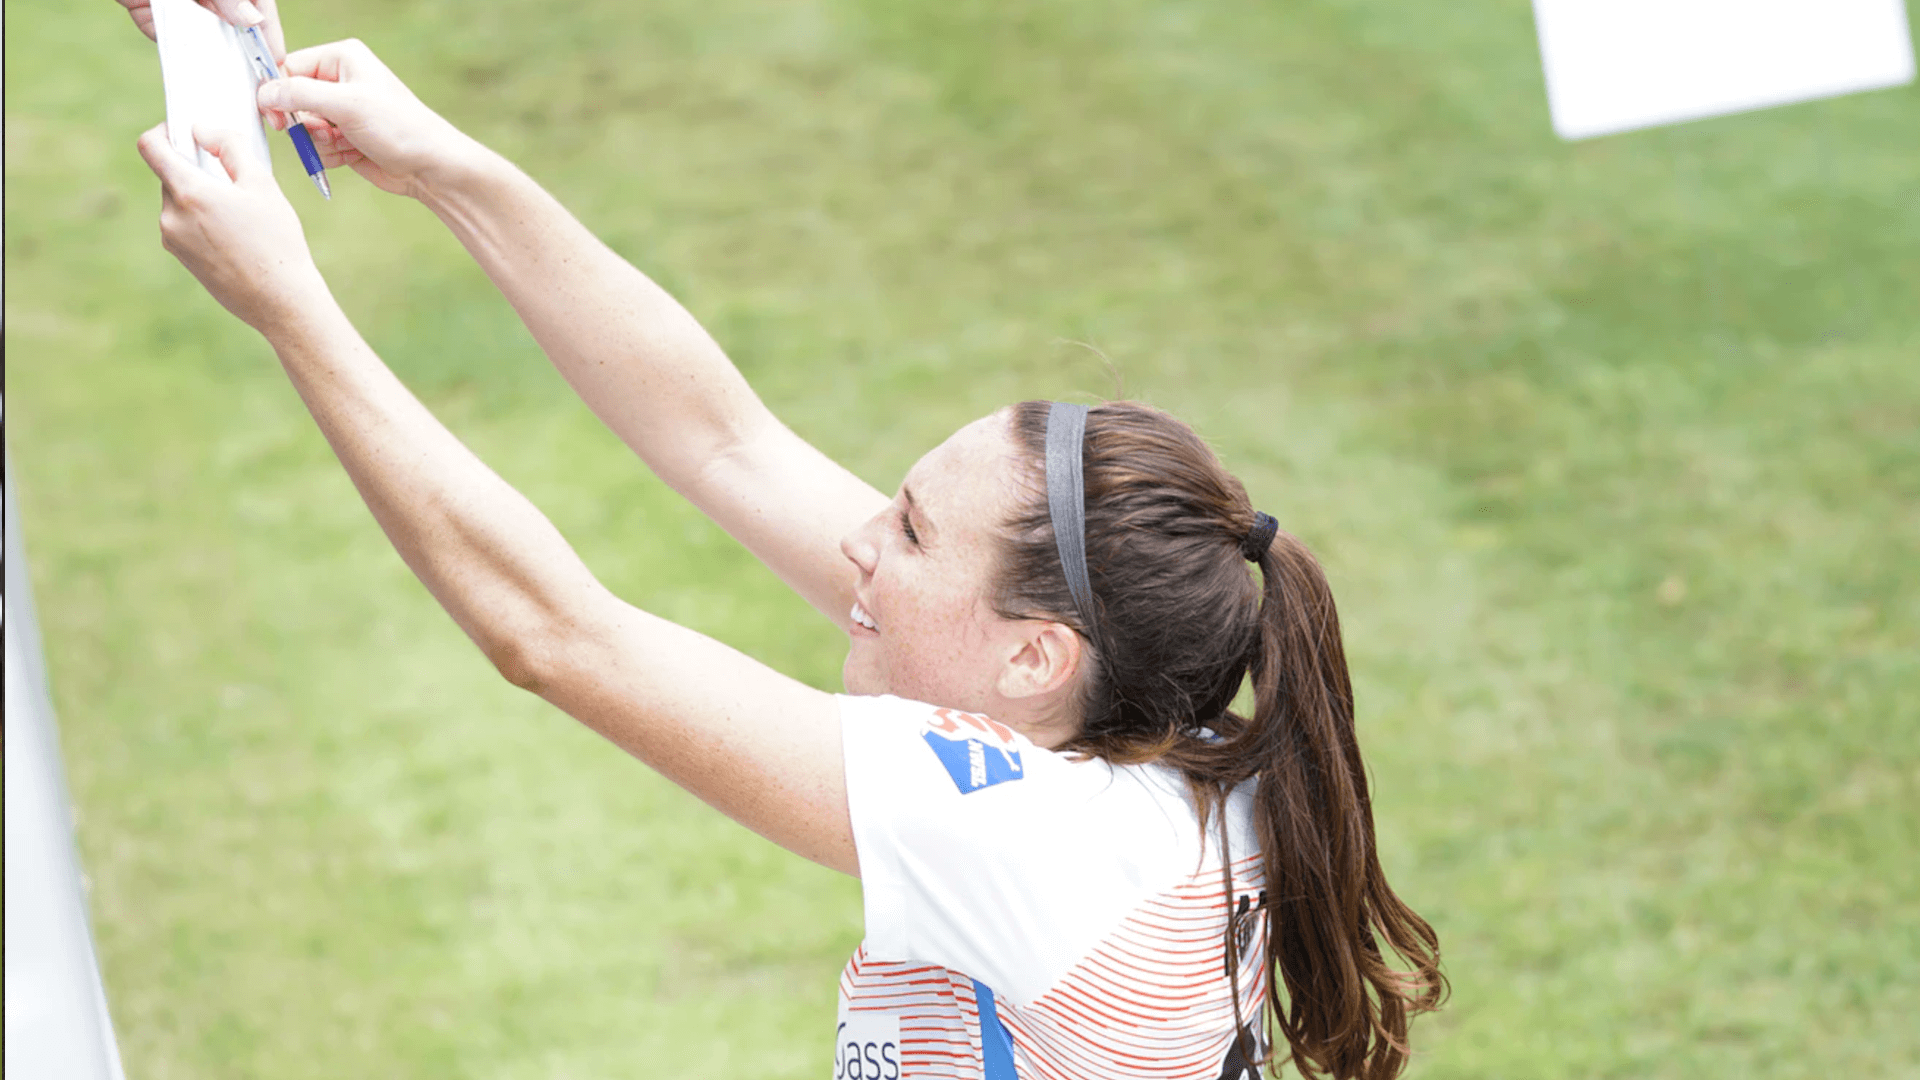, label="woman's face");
[839,411,1037,721]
